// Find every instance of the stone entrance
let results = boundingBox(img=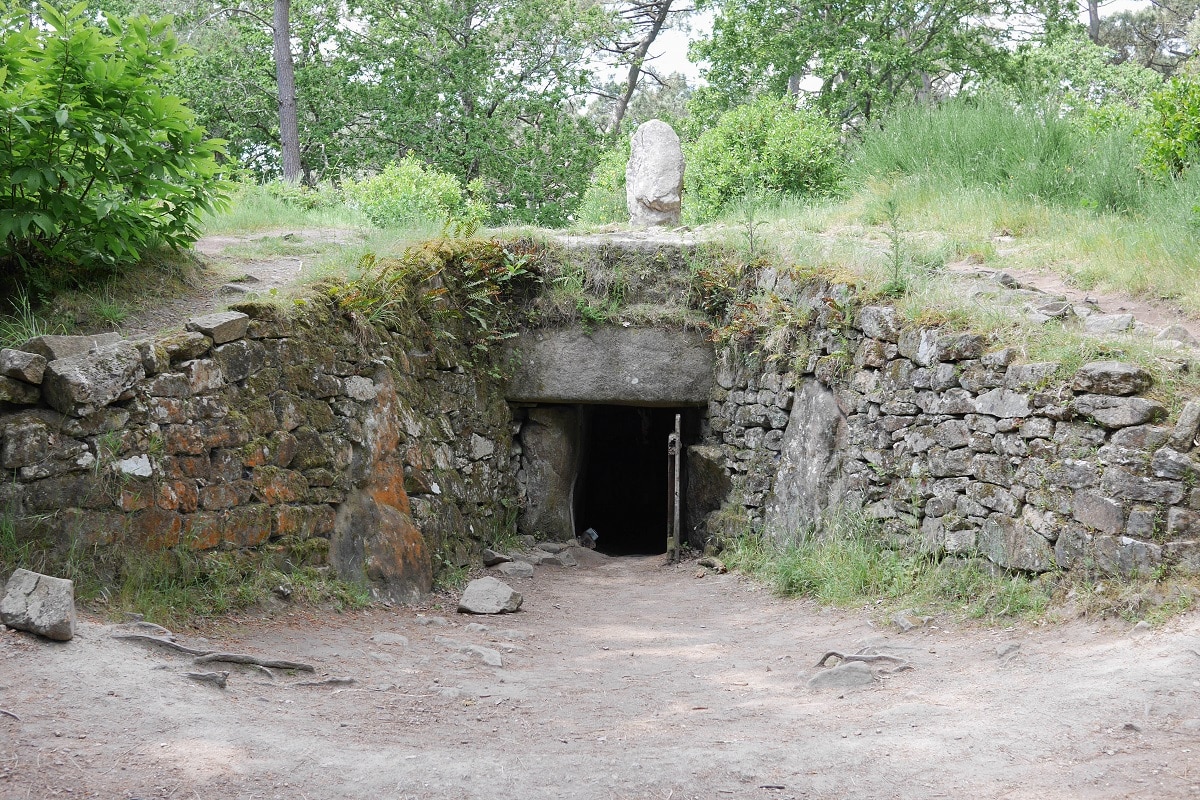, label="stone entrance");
[506,324,717,554]
[513,403,703,555]
[576,405,700,555]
